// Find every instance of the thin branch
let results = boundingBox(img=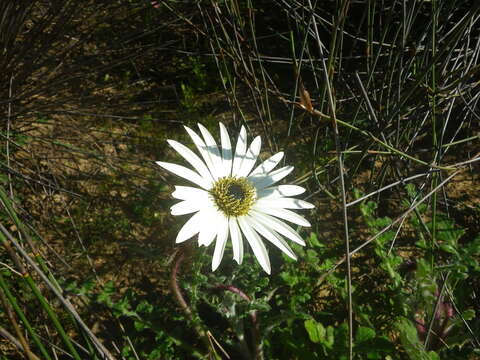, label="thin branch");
[308,0,353,358]
[322,169,461,280]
